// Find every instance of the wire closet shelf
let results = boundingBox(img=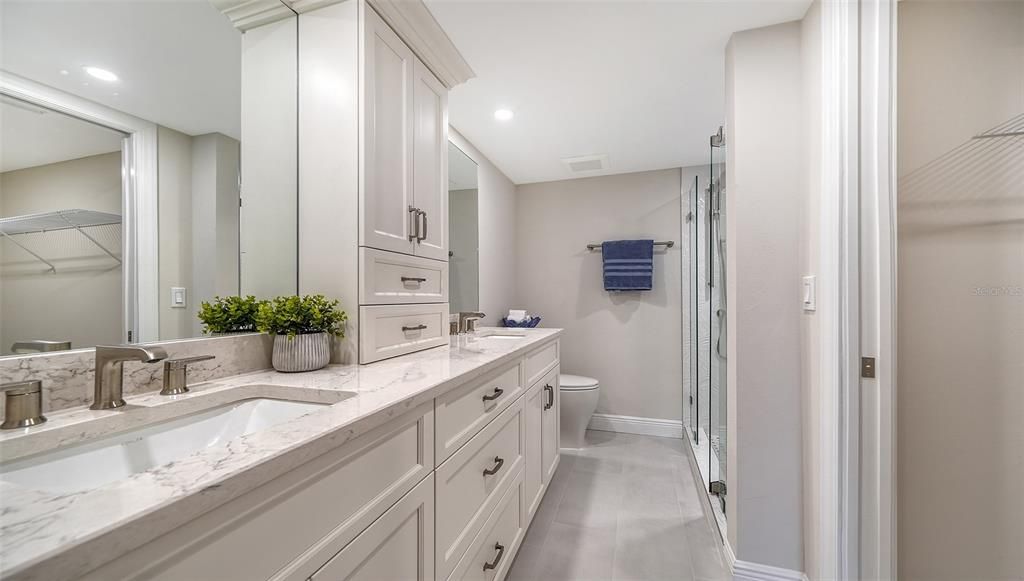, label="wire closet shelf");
[0,209,122,273]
